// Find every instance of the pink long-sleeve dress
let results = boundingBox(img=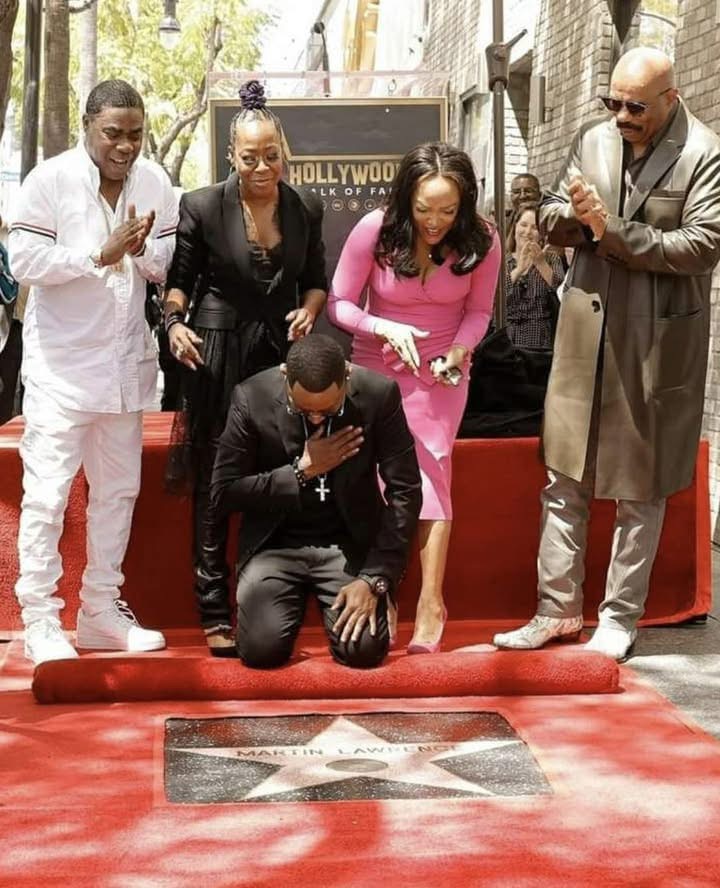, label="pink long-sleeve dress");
[327,209,501,519]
